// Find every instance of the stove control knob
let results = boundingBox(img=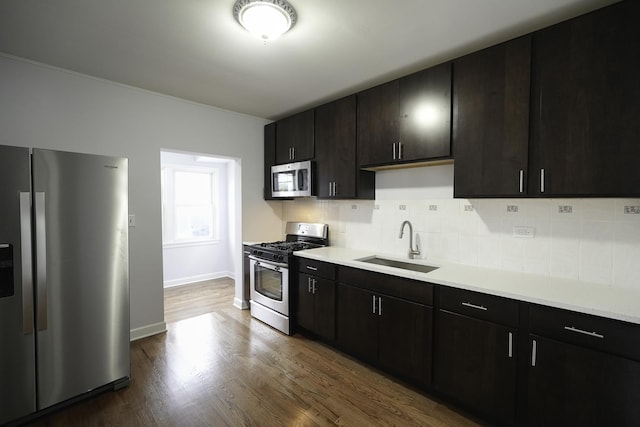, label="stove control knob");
[278,255,284,261]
